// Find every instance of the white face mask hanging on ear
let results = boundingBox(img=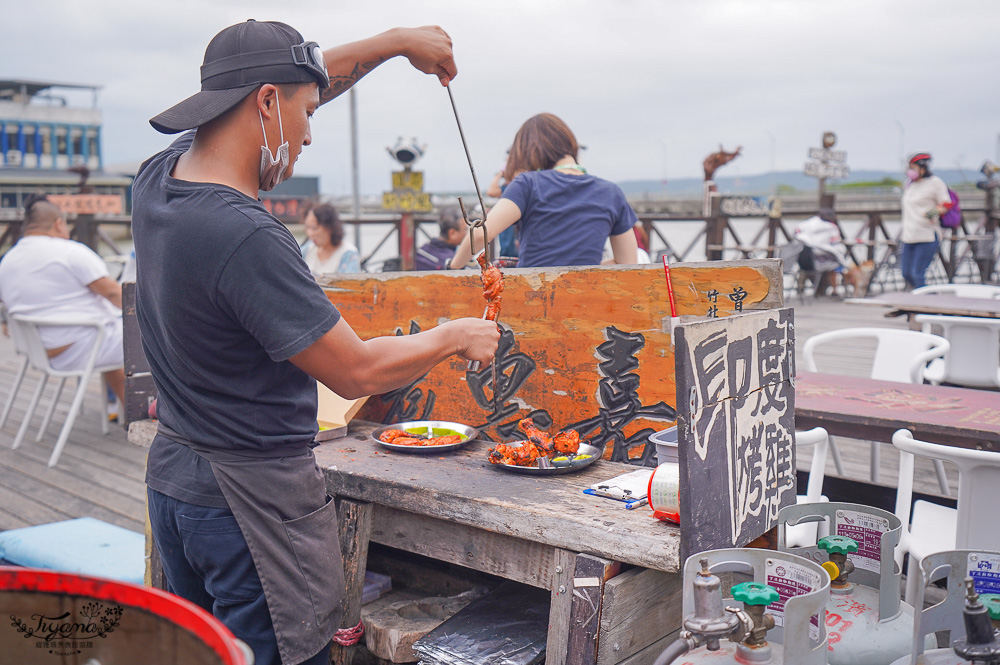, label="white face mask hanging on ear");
[258,92,289,191]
